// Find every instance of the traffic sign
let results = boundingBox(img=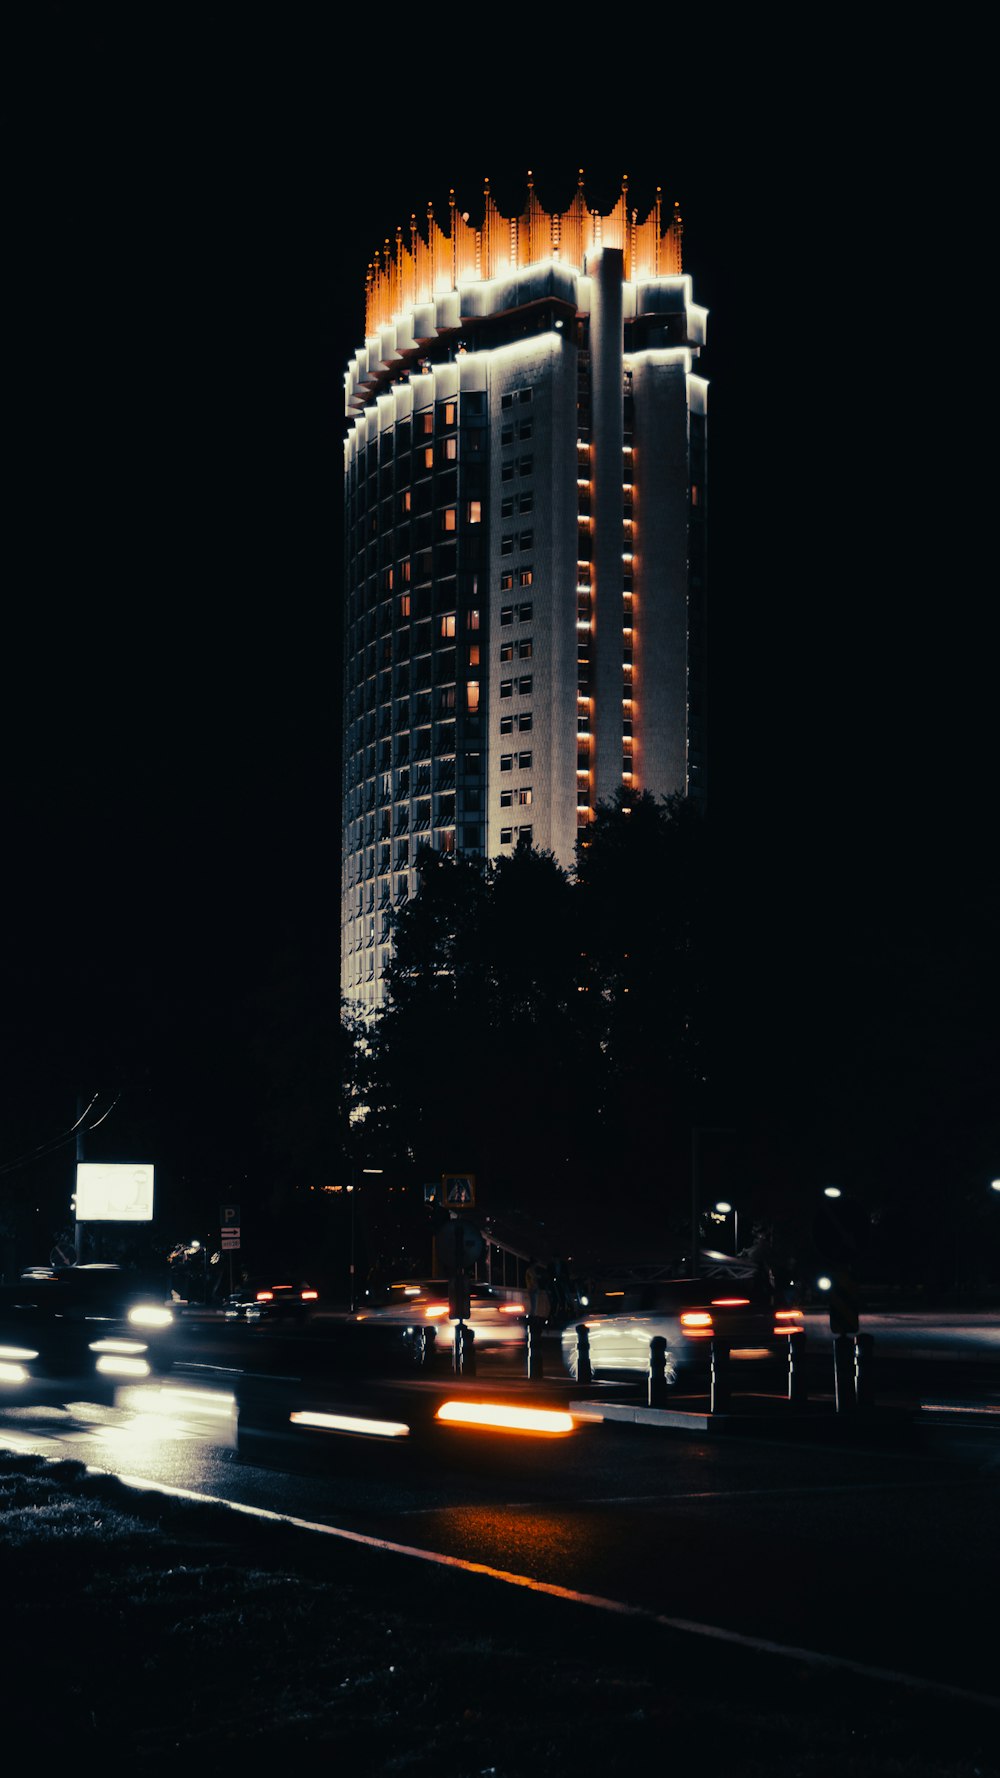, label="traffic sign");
[442,1174,475,1206]
[435,1219,484,1273]
[220,1204,241,1227]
